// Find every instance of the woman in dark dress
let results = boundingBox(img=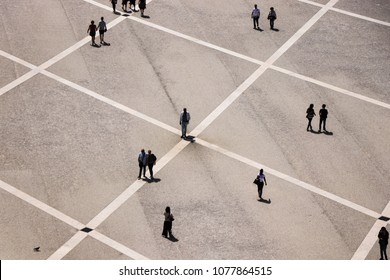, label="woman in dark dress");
[139,0,146,17]
[378,227,389,260]
[87,20,97,46]
[306,104,316,131]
